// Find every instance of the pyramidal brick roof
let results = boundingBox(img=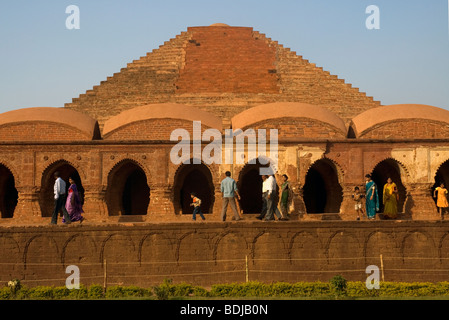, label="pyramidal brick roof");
[65,24,381,131]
